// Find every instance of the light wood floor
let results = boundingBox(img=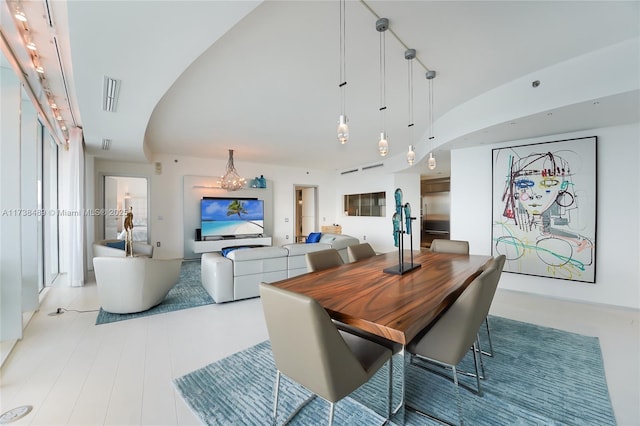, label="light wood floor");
[1,274,638,425]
